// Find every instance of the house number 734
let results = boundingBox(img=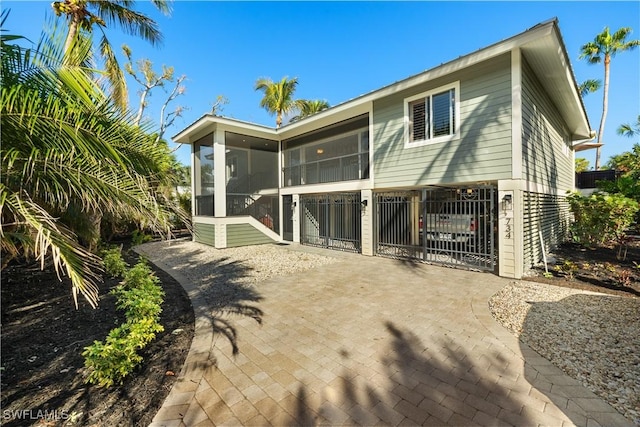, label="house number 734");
[505,217,512,239]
